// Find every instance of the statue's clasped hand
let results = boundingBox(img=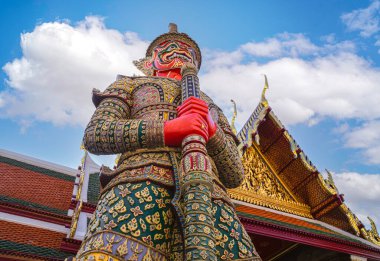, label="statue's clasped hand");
[163,97,217,147]
[164,113,209,147]
[177,97,217,138]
